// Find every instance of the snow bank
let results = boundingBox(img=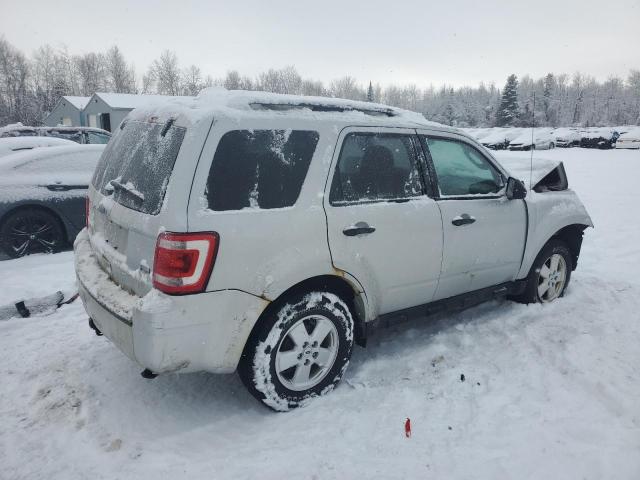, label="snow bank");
[1,148,639,479]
